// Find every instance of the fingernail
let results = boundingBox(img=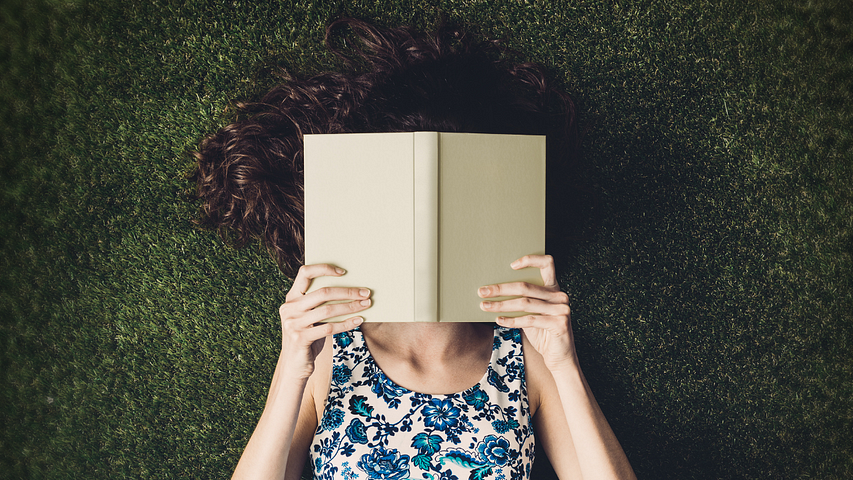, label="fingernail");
[511,260,521,268]
[335,267,346,274]
[353,317,364,325]
[478,286,490,297]
[482,301,492,308]
[360,299,371,307]
[359,288,370,297]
